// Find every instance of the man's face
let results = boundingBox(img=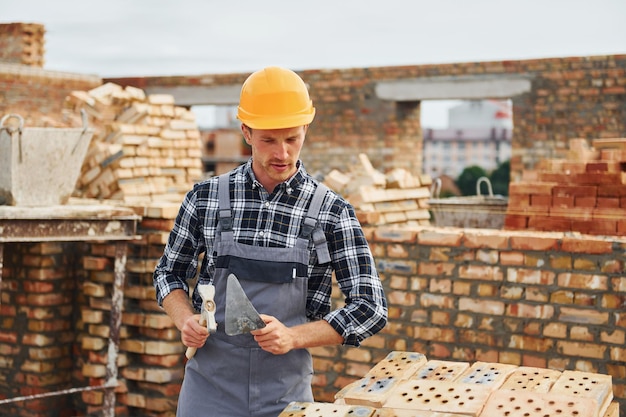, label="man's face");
[242,125,307,192]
